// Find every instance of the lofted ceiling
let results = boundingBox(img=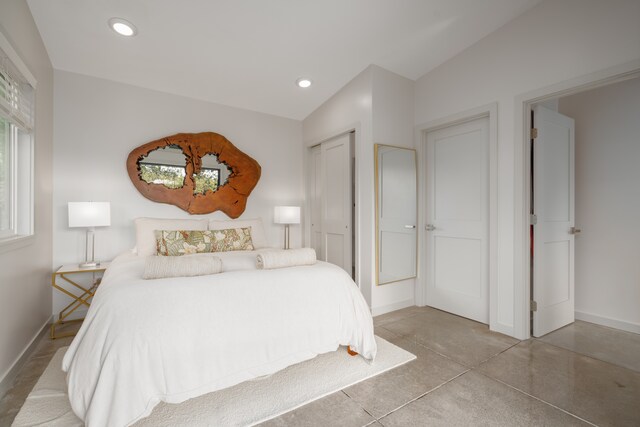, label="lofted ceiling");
[27,0,540,120]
